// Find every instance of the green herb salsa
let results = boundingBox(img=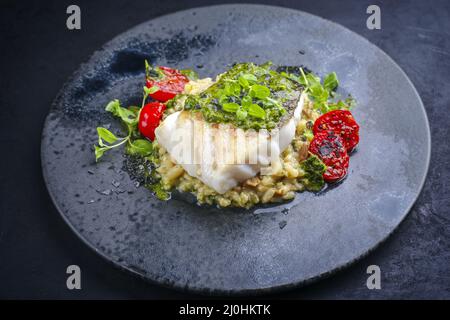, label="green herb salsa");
[180,62,303,130]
